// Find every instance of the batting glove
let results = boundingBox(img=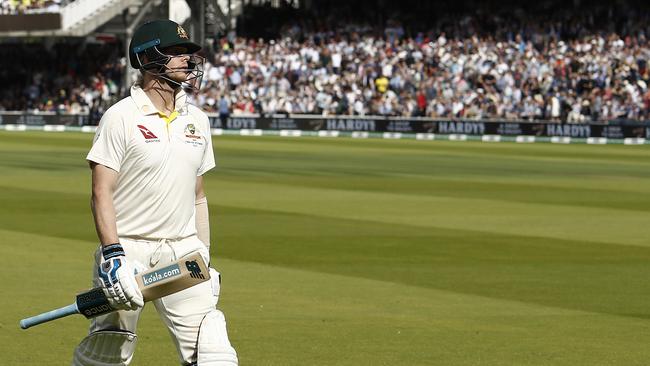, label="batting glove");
[98,243,144,311]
